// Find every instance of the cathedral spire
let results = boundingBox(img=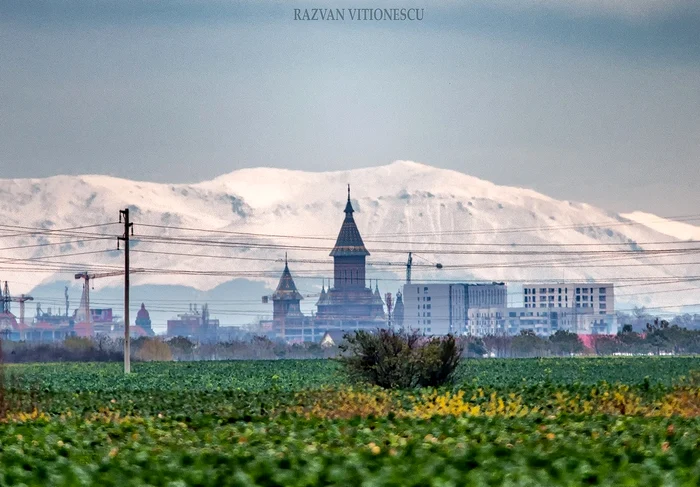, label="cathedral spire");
[344,184,354,214]
[273,255,302,301]
[331,187,369,257]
